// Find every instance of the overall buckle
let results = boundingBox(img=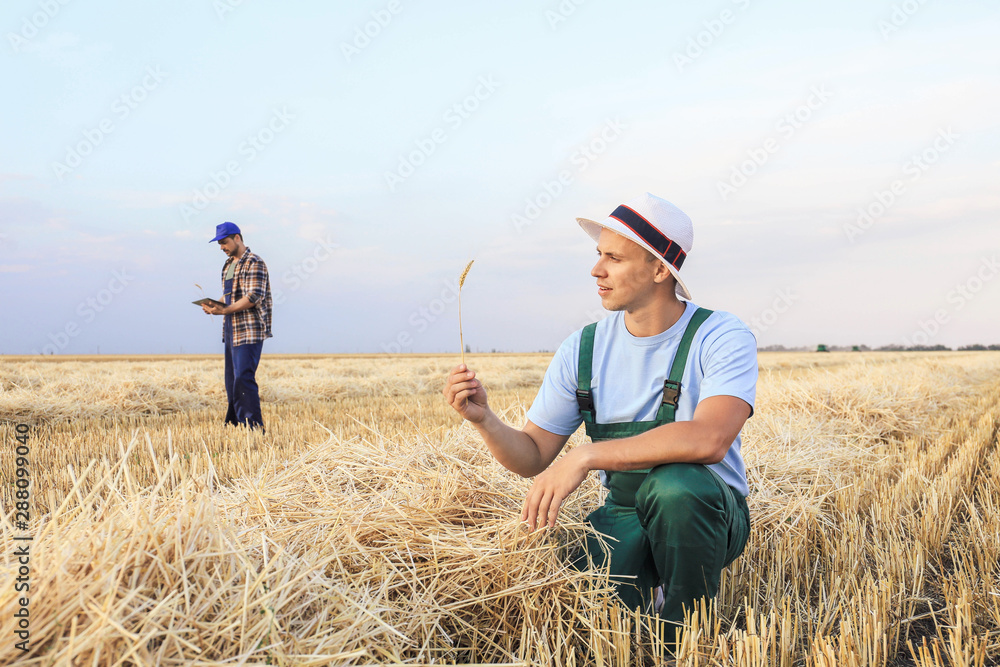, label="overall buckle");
[576,389,595,413]
[662,380,681,408]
